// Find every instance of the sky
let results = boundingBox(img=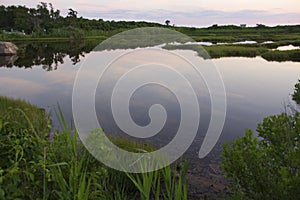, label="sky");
[1,0,300,27]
